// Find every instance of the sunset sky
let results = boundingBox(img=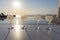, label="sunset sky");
[0,0,58,15]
